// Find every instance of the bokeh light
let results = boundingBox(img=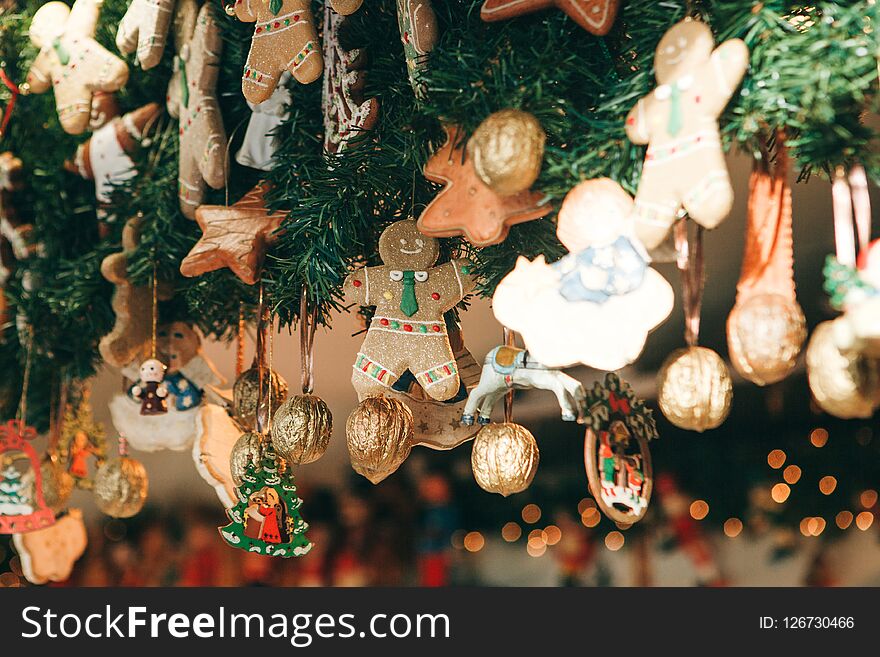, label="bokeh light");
[724,518,743,538]
[501,522,522,542]
[521,504,542,524]
[689,500,709,520]
[464,531,485,552]
[835,511,853,530]
[581,507,601,528]
[771,483,791,503]
[544,525,562,546]
[783,465,802,484]
[856,512,875,531]
[767,449,786,469]
[860,490,878,509]
[810,428,829,447]
[604,531,625,551]
[819,476,838,495]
